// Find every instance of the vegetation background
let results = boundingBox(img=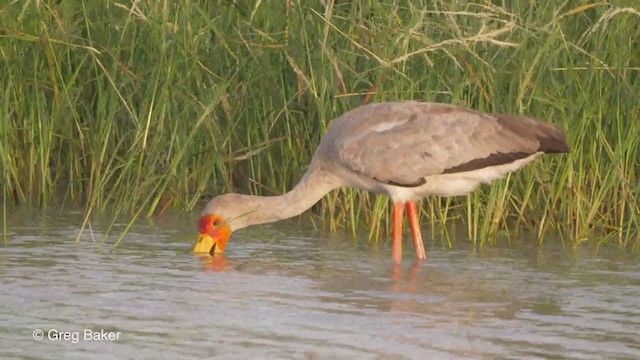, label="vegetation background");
[1,0,638,248]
